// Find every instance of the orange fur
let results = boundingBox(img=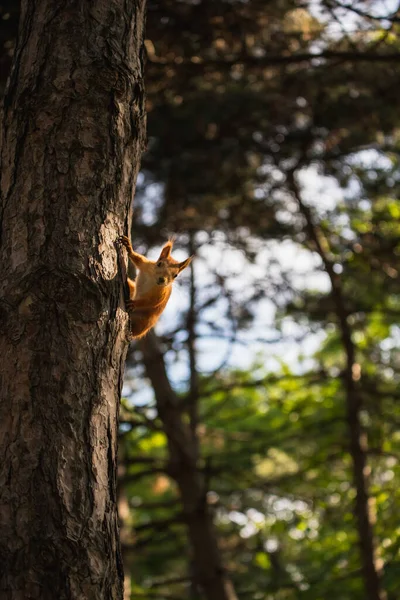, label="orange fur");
[119,235,193,339]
